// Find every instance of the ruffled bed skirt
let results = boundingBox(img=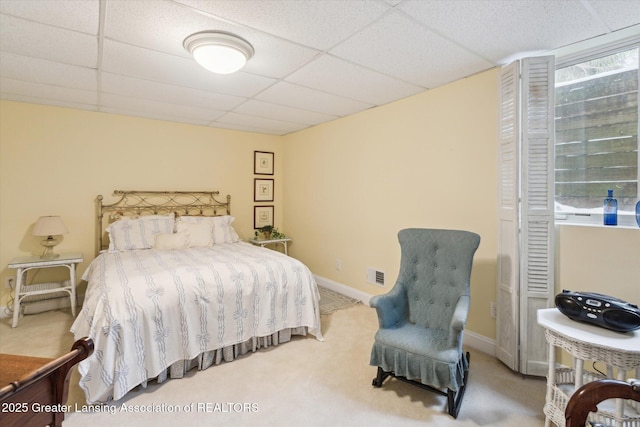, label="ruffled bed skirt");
[146,326,308,387]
